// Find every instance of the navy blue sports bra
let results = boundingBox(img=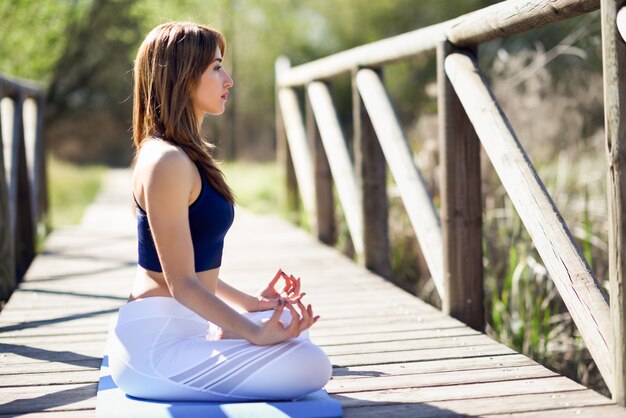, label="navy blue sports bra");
[135,163,234,272]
